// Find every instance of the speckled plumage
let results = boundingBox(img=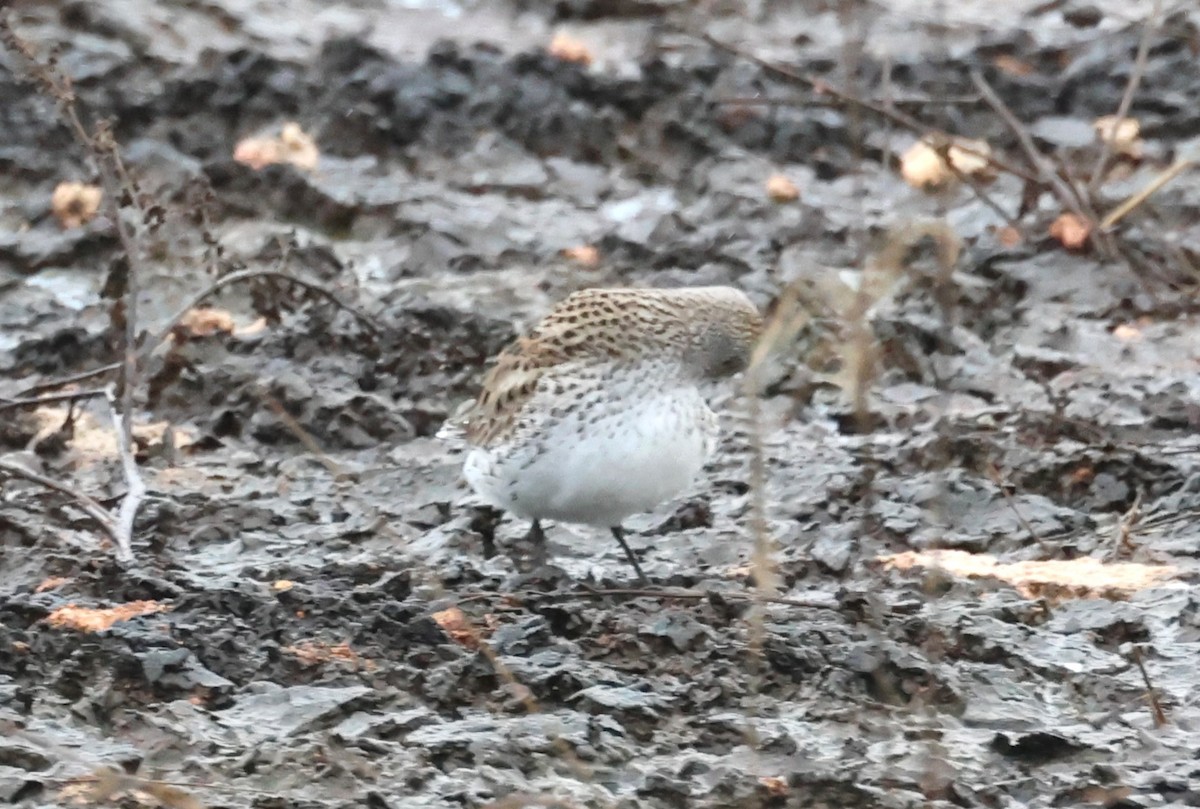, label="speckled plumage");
[443,286,762,581]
